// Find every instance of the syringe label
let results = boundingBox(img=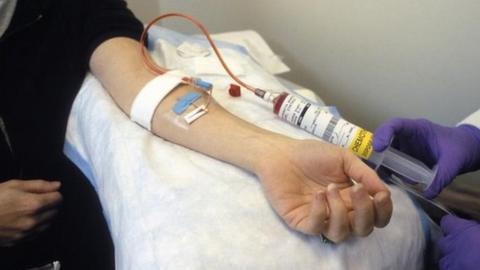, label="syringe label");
[277,94,373,159]
[297,103,311,126]
[348,129,373,159]
[322,117,339,141]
